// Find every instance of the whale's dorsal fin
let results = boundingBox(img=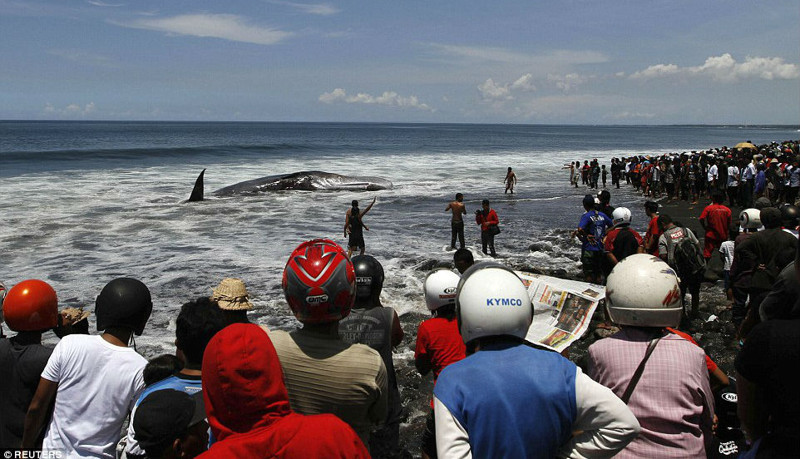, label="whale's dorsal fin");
[188,169,205,202]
